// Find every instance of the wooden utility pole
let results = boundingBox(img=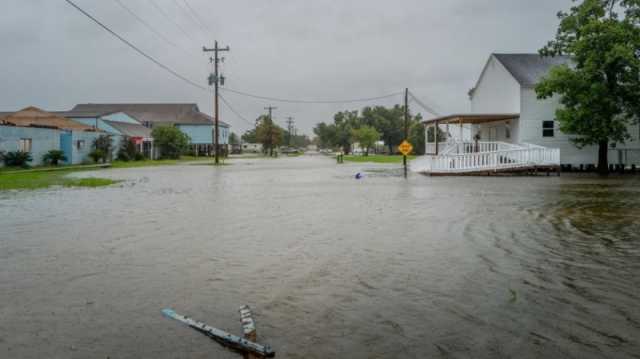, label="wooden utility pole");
[203,41,230,164]
[264,106,277,122]
[285,116,294,146]
[264,106,277,156]
[403,88,409,178]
